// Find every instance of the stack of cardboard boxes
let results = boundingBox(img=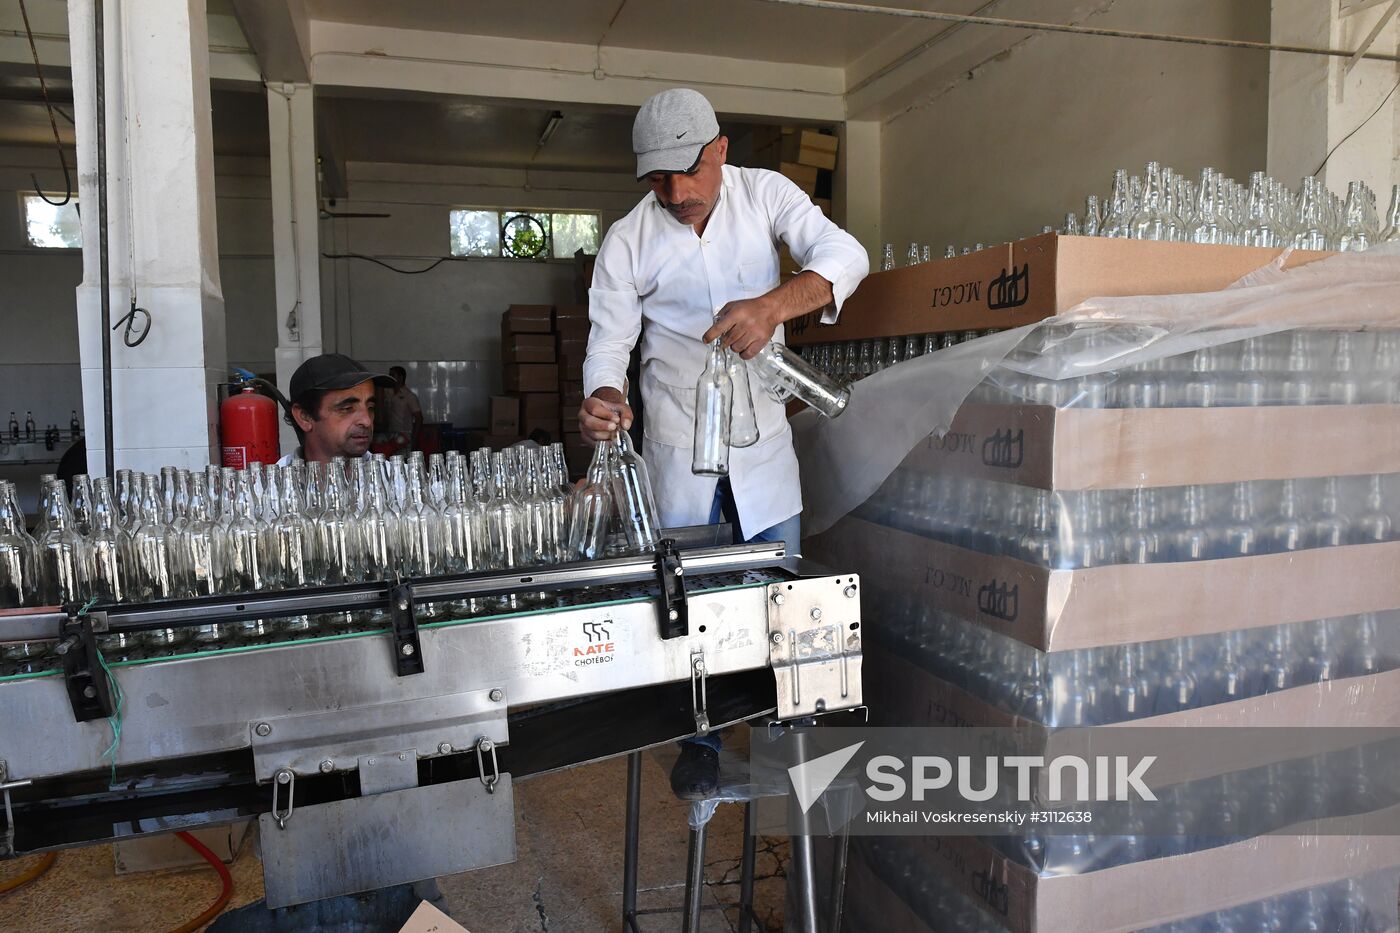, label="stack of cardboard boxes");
[553,304,593,477]
[489,302,594,475]
[805,308,1400,926]
[749,126,837,219]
